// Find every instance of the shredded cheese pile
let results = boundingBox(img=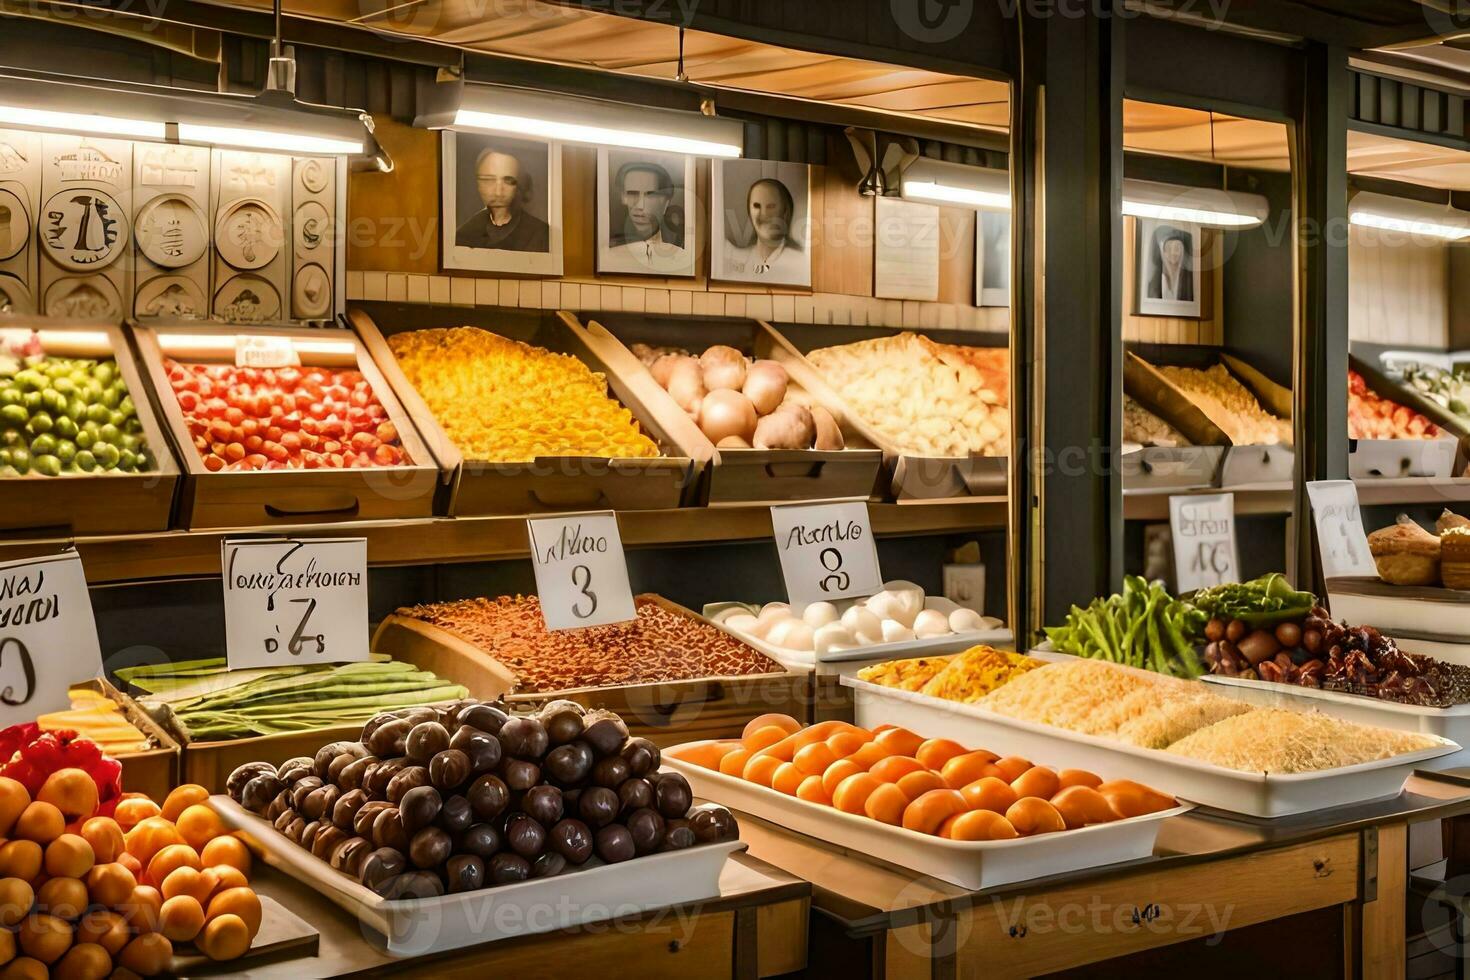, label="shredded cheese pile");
[1165,709,1439,774]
